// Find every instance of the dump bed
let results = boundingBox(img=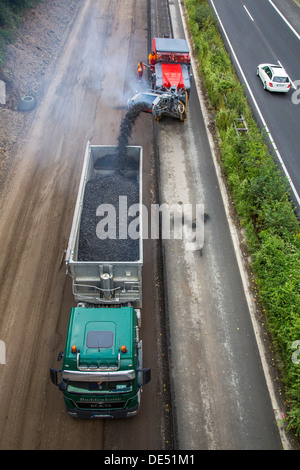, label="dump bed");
[66,142,143,307]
